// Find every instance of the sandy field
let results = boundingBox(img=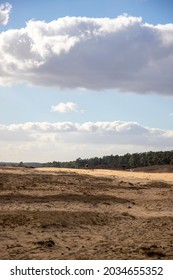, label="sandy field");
[0,166,173,260]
